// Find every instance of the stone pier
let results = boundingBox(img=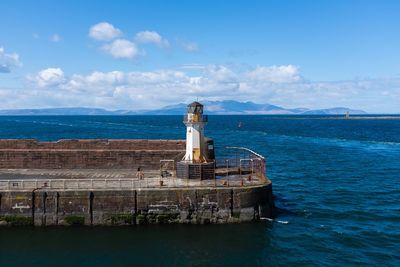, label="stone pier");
[0,139,275,226]
[0,182,274,226]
